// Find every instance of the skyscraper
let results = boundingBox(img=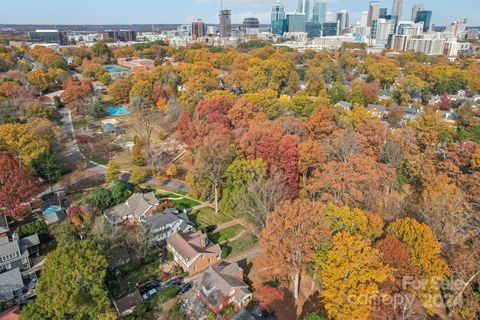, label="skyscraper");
[243,17,260,32]
[391,0,403,20]
[379,8,388,19]
[287,12,307,32]
[192,19,206,40]
[360,11,369,27]
[336,10,349,30]
[415,10,432,32]
[271,0,285,22]
[367,1,380,27]
[298,0,326,23]
[271,1,287,35]
[219,9,232,37]
[411,4,424,22]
